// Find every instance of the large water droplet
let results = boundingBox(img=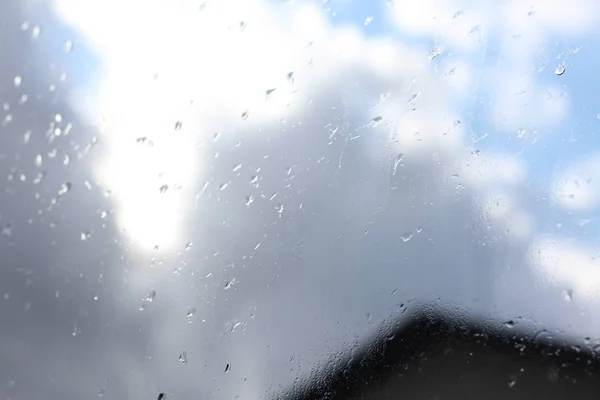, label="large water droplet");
[58,182,72,196]
[146,290,156,302]
[179,352,188,364]
[554,63,566,76]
